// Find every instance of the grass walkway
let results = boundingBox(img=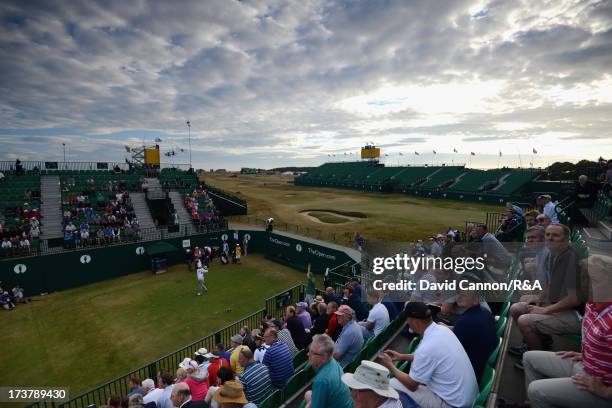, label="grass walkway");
[1,254,305,395]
